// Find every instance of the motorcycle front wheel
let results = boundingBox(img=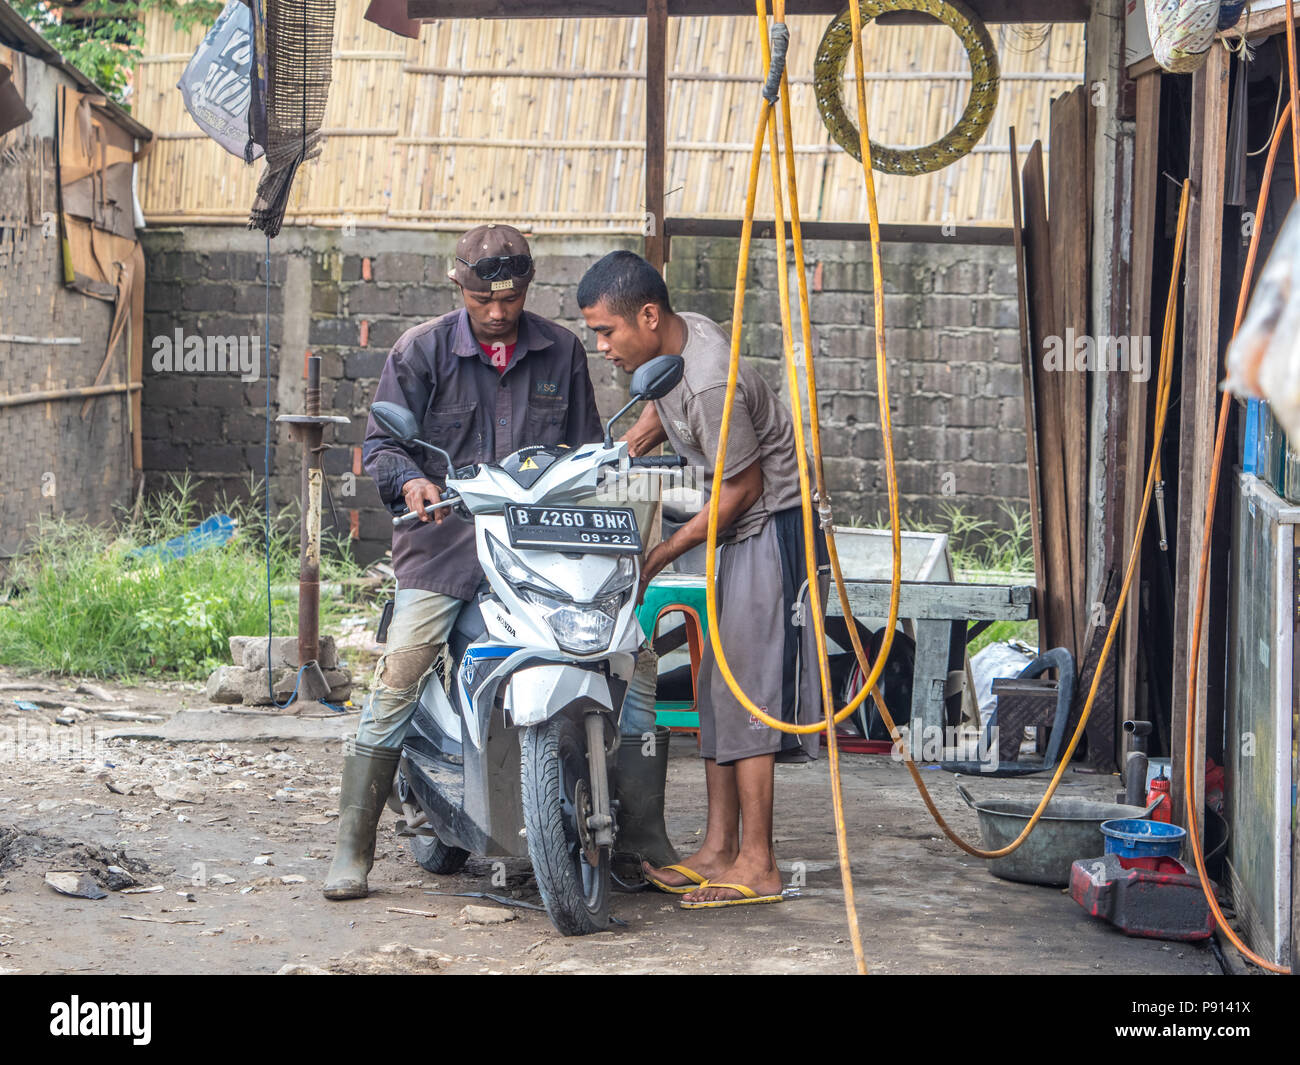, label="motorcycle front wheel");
[520,714,610,935]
